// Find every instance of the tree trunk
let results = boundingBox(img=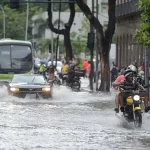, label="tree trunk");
[99,48,110,91]
[64,25,73,61]
[76,0,116,92]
